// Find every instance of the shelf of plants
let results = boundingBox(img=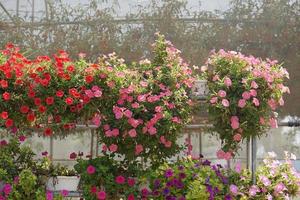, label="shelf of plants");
[0,34,298,200]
